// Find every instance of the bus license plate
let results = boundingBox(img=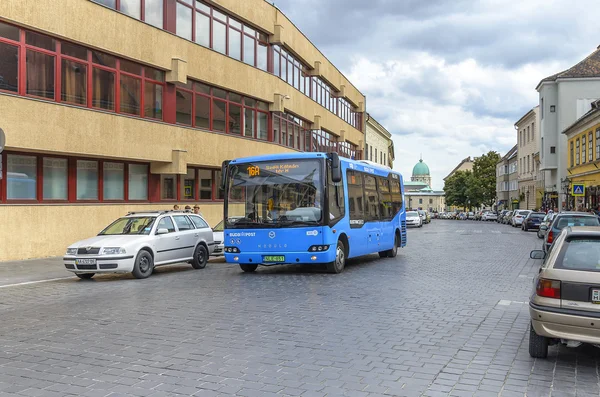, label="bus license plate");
[592,289,600,304]
[76,259,97,265]
[263,255,285,263]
